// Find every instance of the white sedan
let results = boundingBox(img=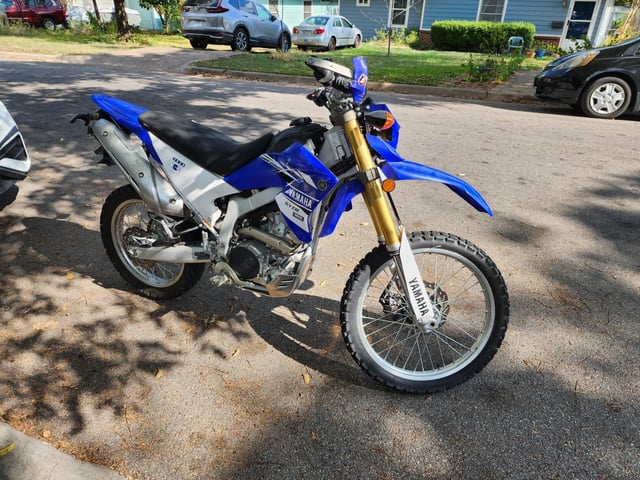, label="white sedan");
[292,15,362,51]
